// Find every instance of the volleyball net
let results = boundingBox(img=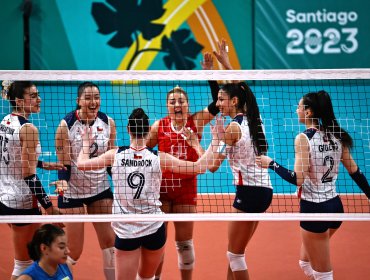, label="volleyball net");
[0,69,369,223]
